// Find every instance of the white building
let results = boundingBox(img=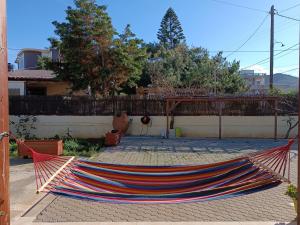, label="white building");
[240,70,266,94]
